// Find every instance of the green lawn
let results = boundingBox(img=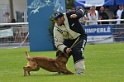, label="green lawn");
[0,43,124,82]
